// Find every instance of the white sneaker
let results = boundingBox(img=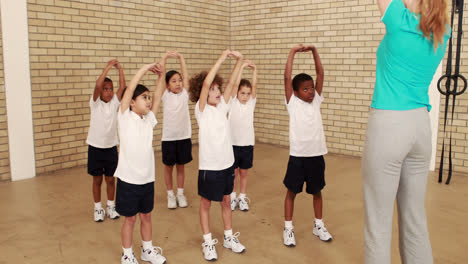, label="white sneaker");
[230,196,237,211]
[313,223,333,242]
[94,207,105,222]
[176,194,188,208]
[202,238,218,261]
[107,206,120,219]
[223,232,246,253]
[238,197,250,211]
[122,253,139,264]
[141,246,166,264]
[167,195,177,209]
[283,227,296,247]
